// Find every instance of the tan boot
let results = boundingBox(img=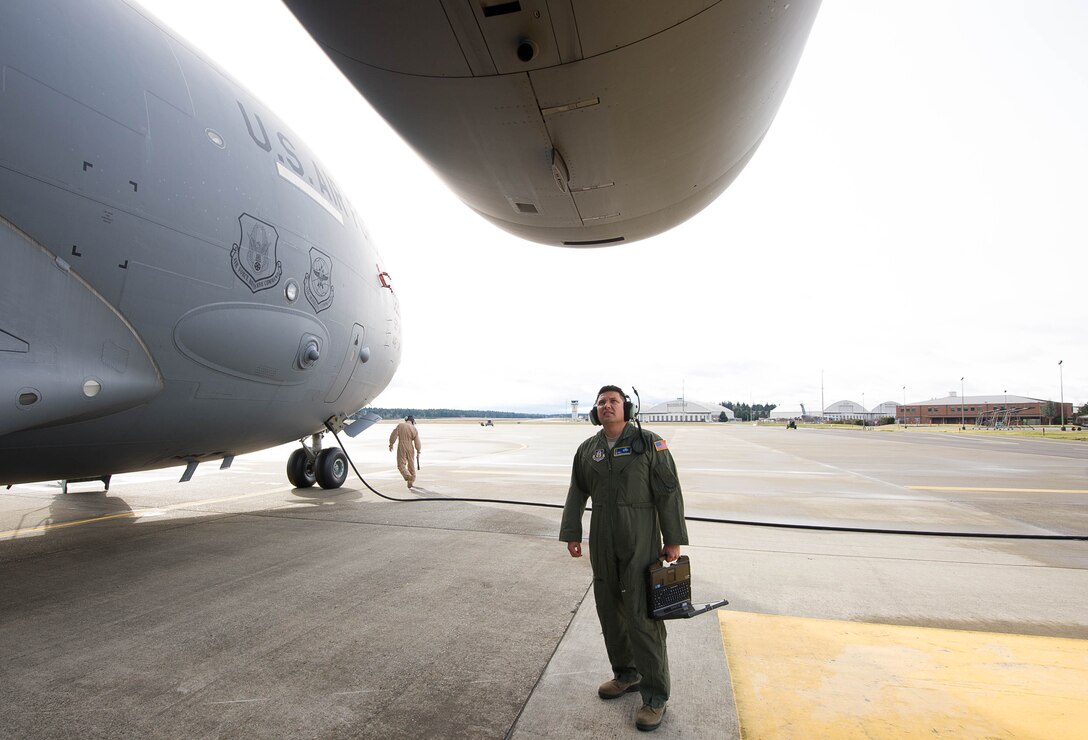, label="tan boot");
[597,677,640,700]
[635,703,666,731]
